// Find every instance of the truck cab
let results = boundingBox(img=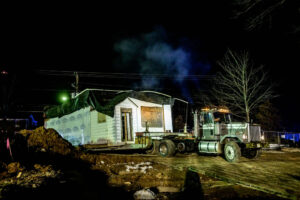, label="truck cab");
[196,107,265,162]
